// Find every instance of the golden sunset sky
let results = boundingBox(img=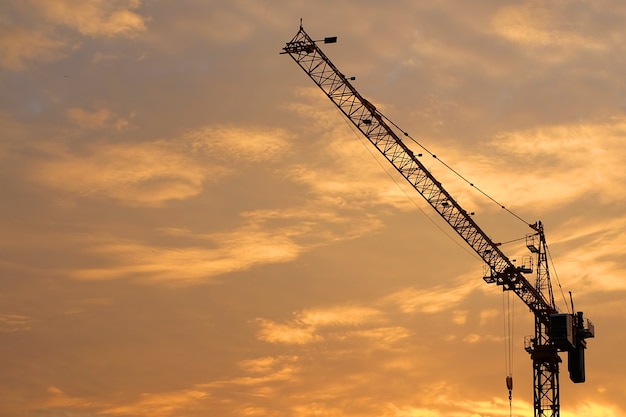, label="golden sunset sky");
[1,1,624,416]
